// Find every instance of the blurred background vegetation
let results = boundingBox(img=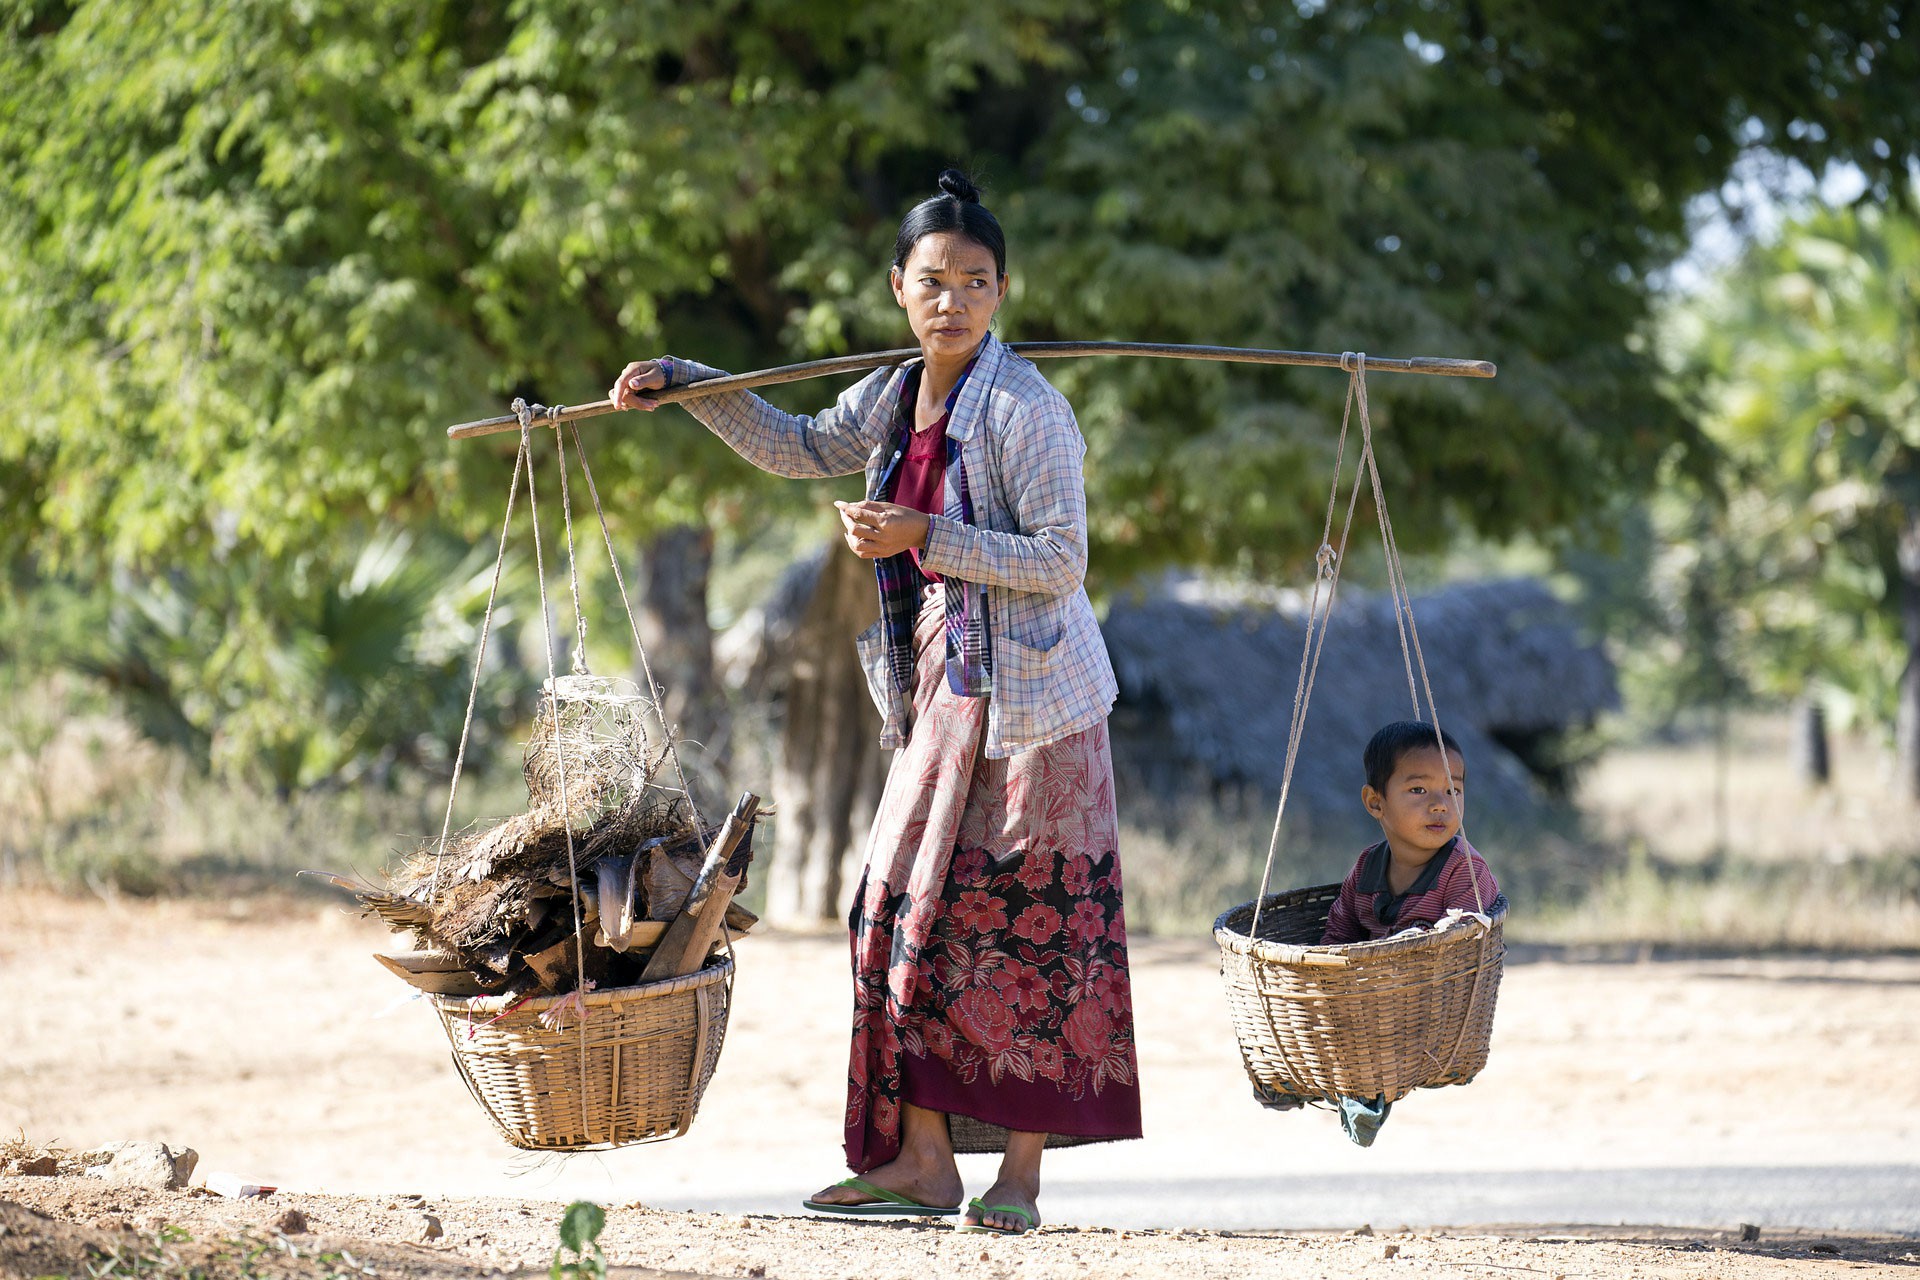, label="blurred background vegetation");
[3,0,1919,949]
